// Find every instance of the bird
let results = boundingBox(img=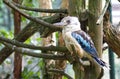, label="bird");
[54,16,109,69]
